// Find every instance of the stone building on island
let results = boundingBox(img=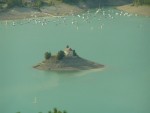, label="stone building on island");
[64,45,73,57]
